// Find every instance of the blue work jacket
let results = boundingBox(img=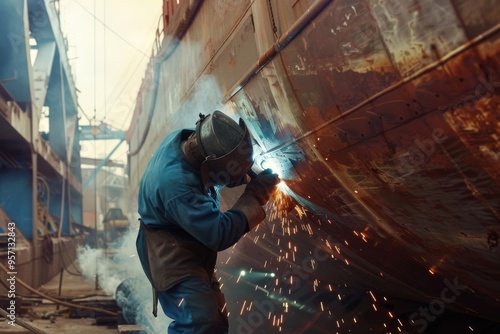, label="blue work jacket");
[136,129,249,291]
